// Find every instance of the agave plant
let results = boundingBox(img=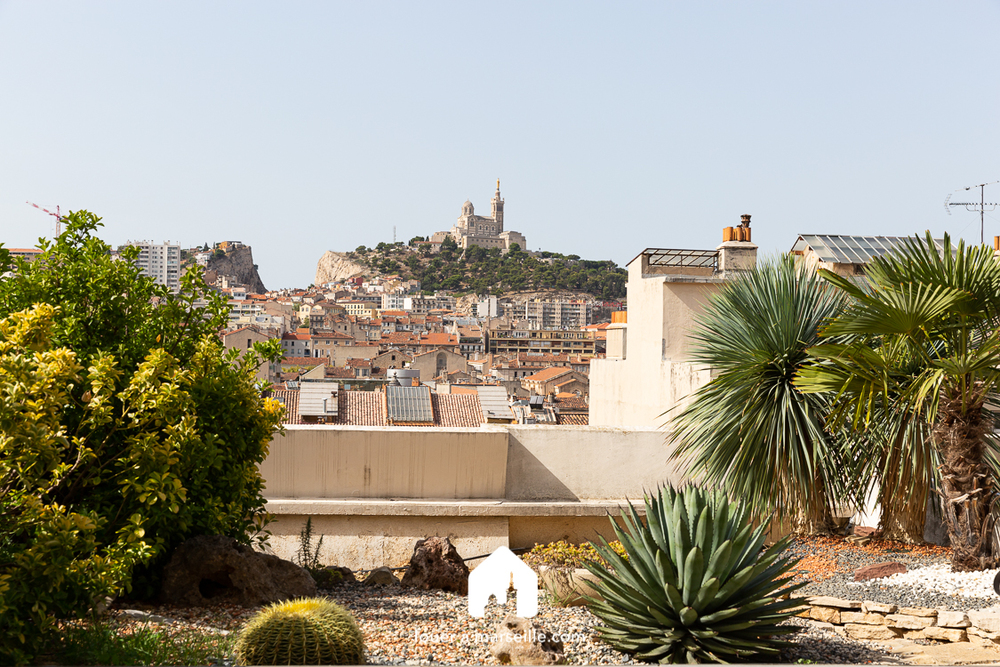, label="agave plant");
[583,485,805,664]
